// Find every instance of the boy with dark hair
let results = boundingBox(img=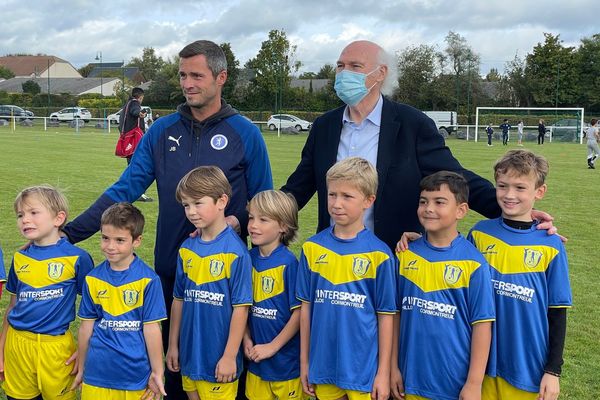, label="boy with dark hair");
[167,166,252,400]
[73,202,167,399]
[391,171,495,400]
[0,185,94,400]
[468,149,572,399]
[297,157,397,400]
